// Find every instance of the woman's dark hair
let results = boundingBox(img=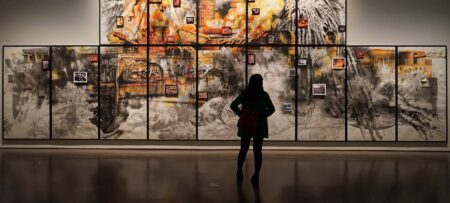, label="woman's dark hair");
[245,74,264,100]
